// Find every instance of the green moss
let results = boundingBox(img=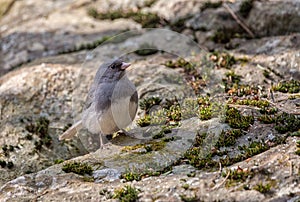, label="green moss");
[223,168,254,187]
[88,8,162,28]
[199,105,212,120]
[137,96,173,127]
[137,115,151,127]
[134,43,159,56]
[180,195,198,202]
[197,96,211,120]
[232,99,269,108]
[209,52,236,69]
[62,162,93,175]
[258,114,276,124]
[139,96,162,114]
[121,168,161,182]
[290,130,300,137]
[182,183,190,190]
[215,129,243,148]
[164,58,204,95]
[253,182,271,193]
[152,126,172,139]
[166,105,182,122]
[272,80,300,93]
[144,141,166,152]
[25,116,52,149]
[201,1,223,11]
[240,141,269,157]
[25,117,49,137]
[222,71,242,93]
[259,107,278,115]
[225,107,254,130]
[121,140,166,153]
[239,0,254,18]
[121,172,141,181]
[288,94,300,100]
[275,112,300,134]
[54,159,64,164]
[222,70,262,96]
[231,85,259,97]
[113,185,139,202]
